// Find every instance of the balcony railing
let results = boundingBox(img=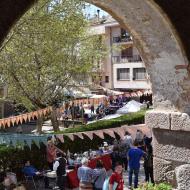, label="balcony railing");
[112,36,132,43]
[112,55,142,63]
